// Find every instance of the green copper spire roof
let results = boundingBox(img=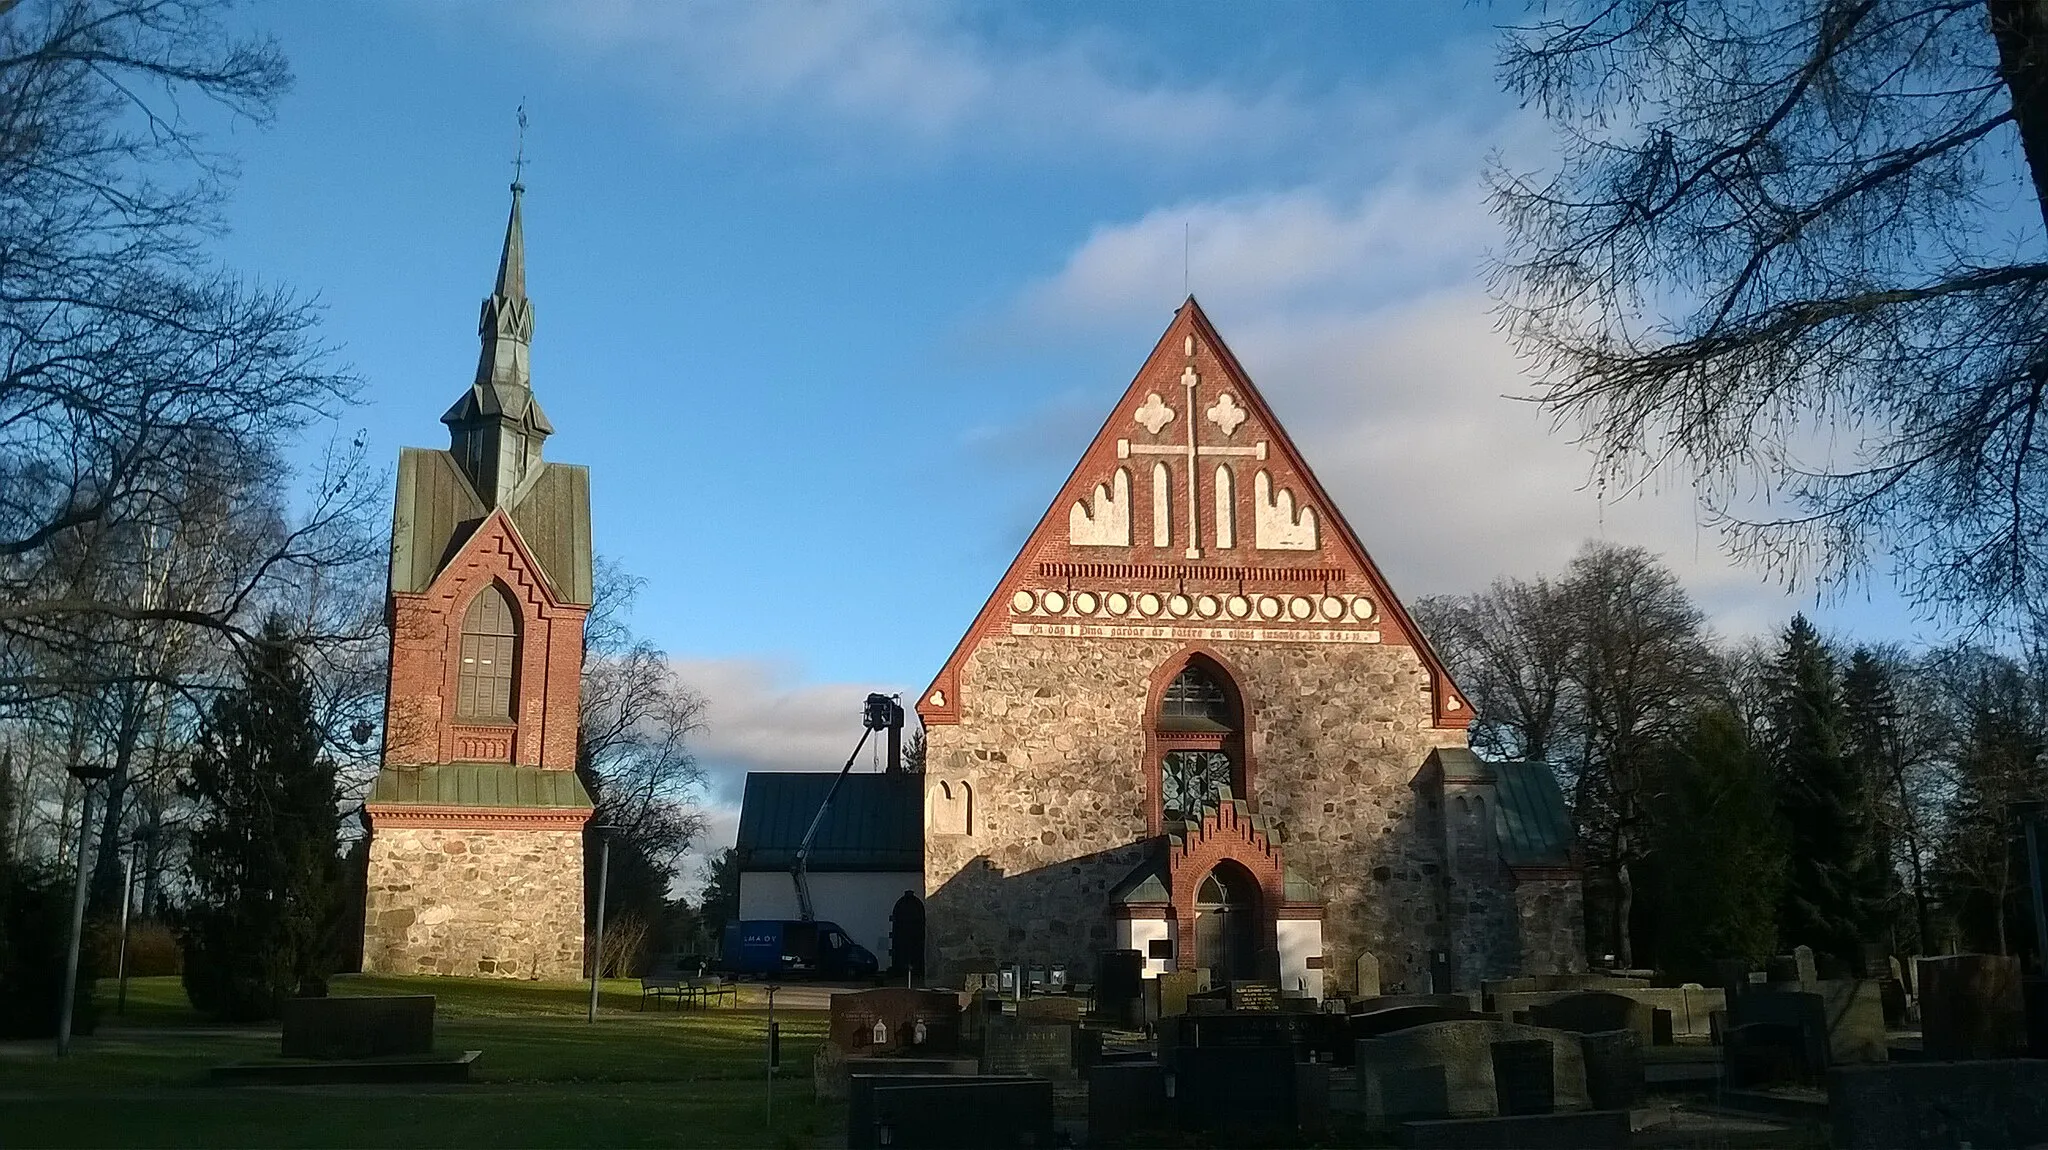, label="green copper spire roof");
[443,181,552,506]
